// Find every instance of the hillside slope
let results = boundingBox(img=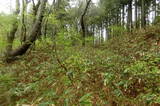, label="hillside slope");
[0,26,160,106]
